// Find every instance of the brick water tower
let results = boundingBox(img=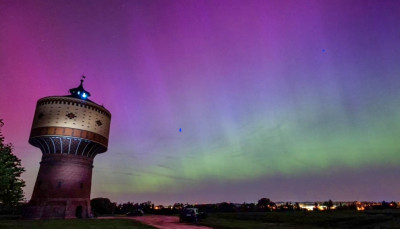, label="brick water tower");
[24,78,111,219]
